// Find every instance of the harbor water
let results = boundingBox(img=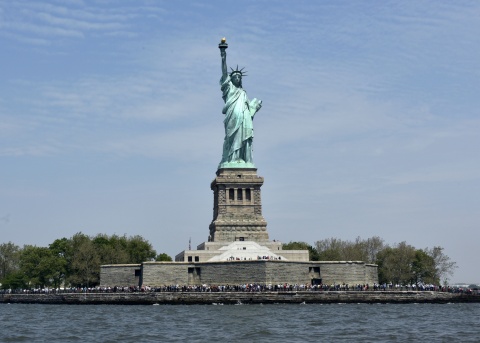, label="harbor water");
[1,303,479,342]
